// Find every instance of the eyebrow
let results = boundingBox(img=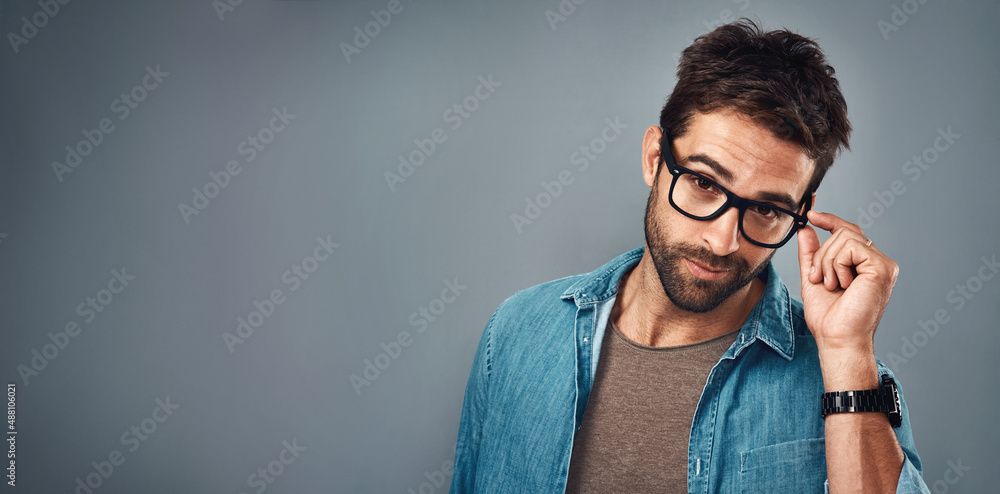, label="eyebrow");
[684,153,799,211]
